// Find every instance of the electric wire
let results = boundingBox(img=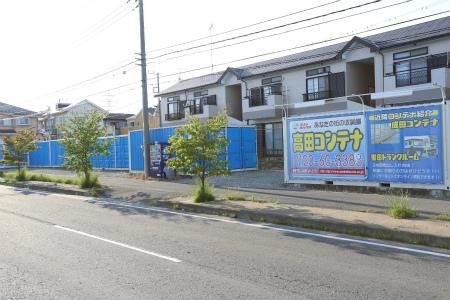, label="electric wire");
[150,0,343,52]
[155,0,413,63]
[147,0,383,60]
